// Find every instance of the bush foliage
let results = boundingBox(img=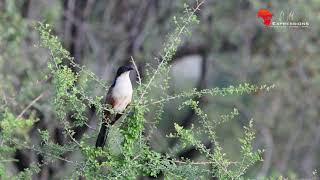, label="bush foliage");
[0,1,276,179]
